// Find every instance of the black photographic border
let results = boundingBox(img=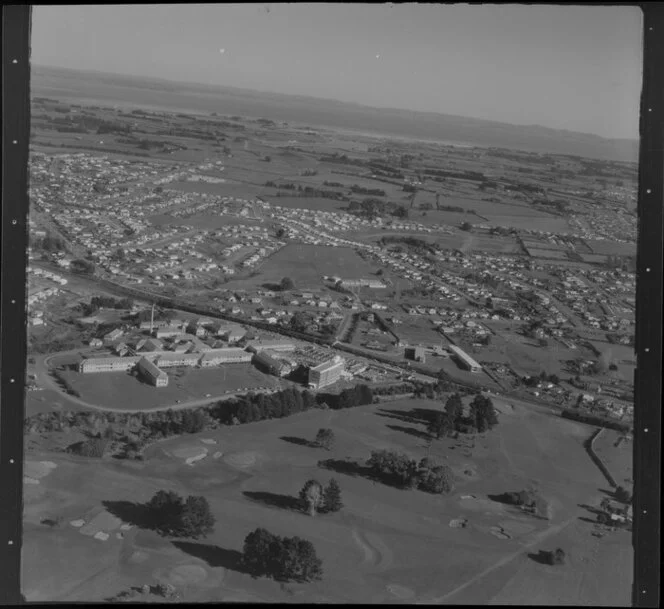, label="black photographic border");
[0,4,661,606]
